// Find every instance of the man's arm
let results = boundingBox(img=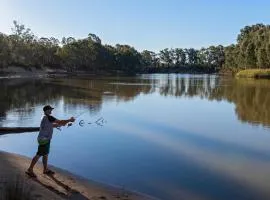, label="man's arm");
[53,117,75,127]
